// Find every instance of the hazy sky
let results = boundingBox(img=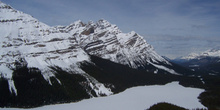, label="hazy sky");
[1,0,220,59]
